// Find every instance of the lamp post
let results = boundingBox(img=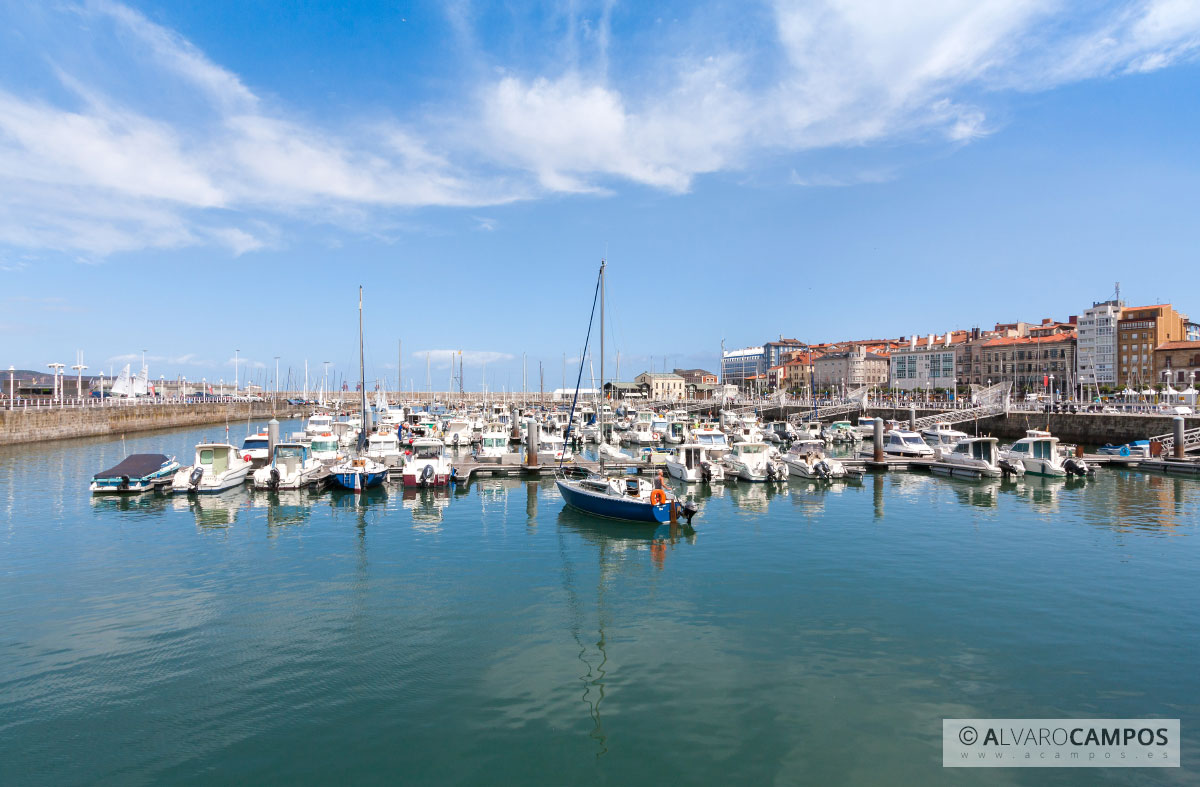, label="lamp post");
[1049,374,1055,404]
[48,362,65,405]
[274,356,280,405]
[234,349,240,394]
